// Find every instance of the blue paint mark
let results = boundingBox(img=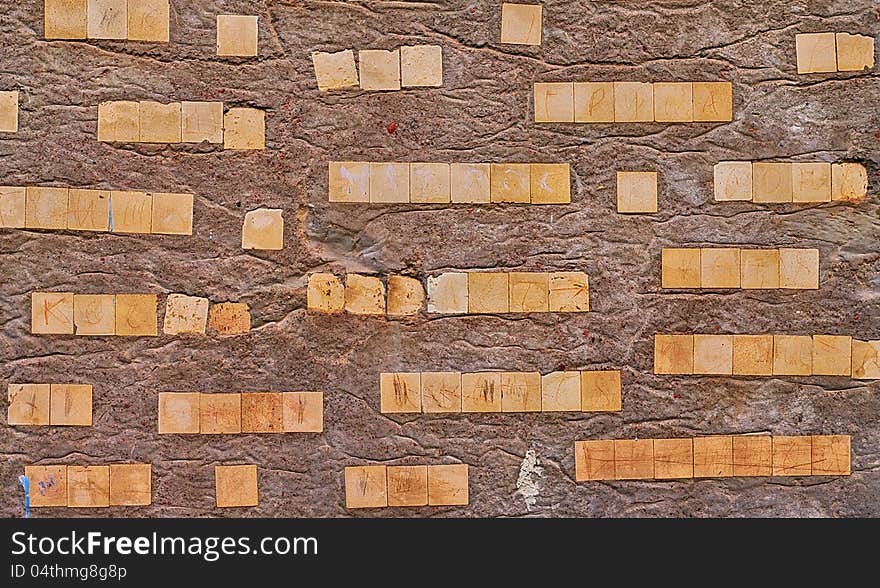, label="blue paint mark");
[18,475,29,519]
[108,196,114,231]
